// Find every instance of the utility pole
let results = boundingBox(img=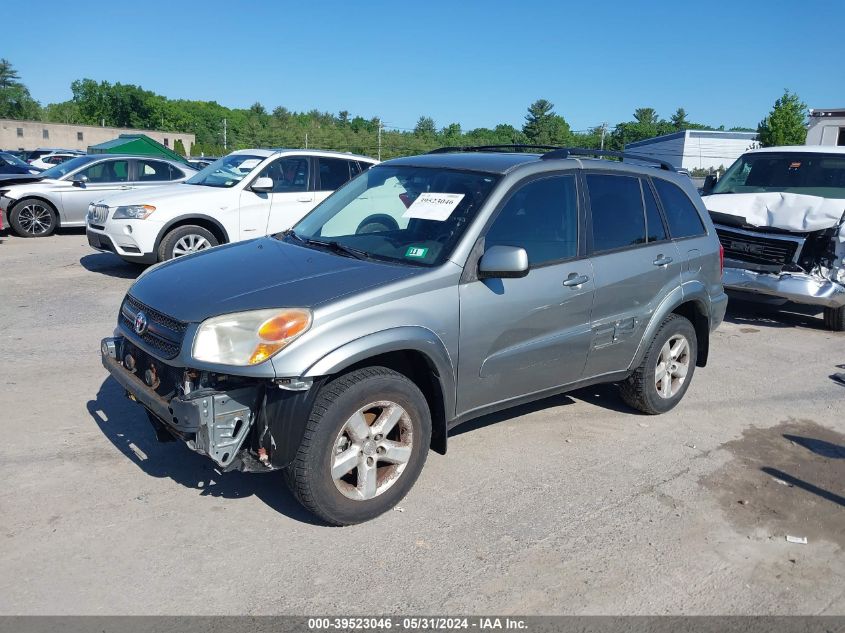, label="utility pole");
[223,118,228,151]
[305,132,308,149]
[377,119,383,161]
[600,122,607,151]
